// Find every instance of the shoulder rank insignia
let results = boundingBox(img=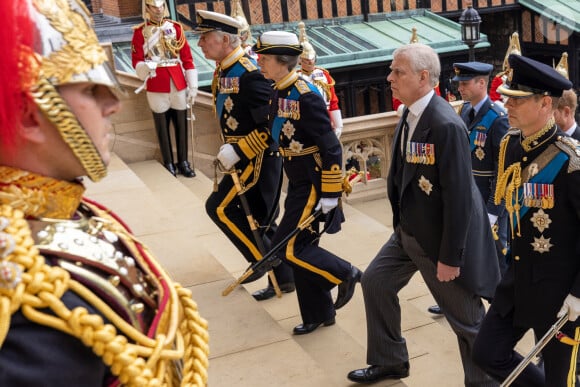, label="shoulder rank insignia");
[555,135,580,172]
[295,79,312,95]
[239,56,257,72]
